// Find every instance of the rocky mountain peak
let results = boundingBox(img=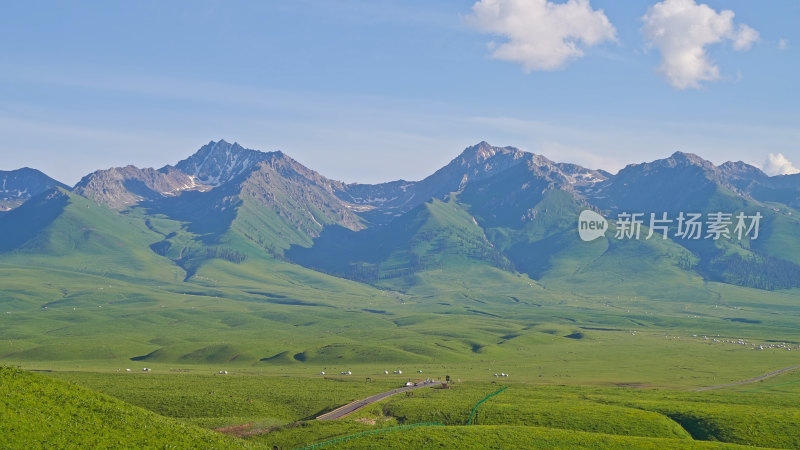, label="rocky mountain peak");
[718,160,767,180]
[664,151,714,169]
[456,141,522,166]
[174,140,276,186]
